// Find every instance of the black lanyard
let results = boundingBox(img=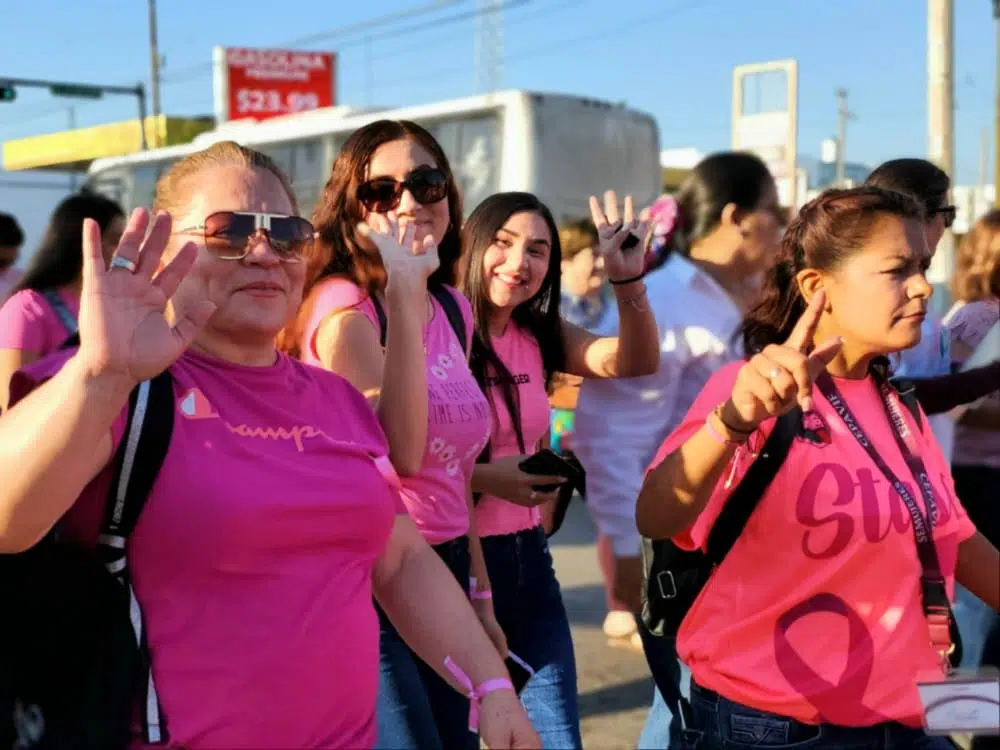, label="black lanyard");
[814,372,954,658]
